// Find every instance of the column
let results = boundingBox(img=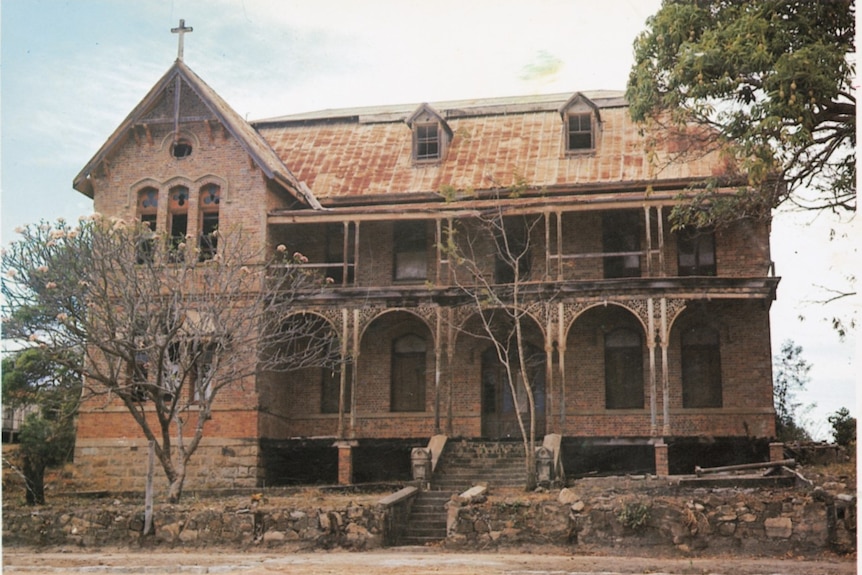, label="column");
[654,440,669,477]
[334,440,358,485]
